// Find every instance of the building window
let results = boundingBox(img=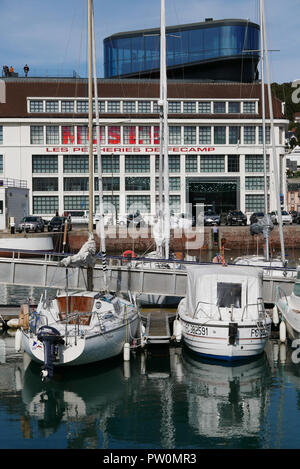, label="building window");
[0,155,3,173]
[243,101,256,113]
[76,100,88,113]
[170,195,181,211]
[228,102,241,113]
[62,126,75,144]
[123,126,136,144]
[64,177,89,191]
[245,194,264,212]
[199,126,211,144]
[125,155,150,173]
[125,177,150,191]
[30,100,43,112]
[156,176,181,191]
[138,101,151,113]
[45,100,59,113]
[63,155,88,173]
[0,126,2,144]
[214,126,226,145]
[243,126,256,144]
[77,125,89,145]
[123,101,136,113]
[97,177,120,192]
[154,126,160,144]
[169,126,181,144]
[61,100,74,113]
[108,126,120,144]
[258,126,271,144]
[185,155,198,172]
[32,155,58,173]
[245,155,269,172]
[64,195,89,210]
[46,126,59,145]
[168,101,181,113]
[228,155,240,172]
[200,155,225,172]
[33,177,58,191]
[168,155,181,173]
[213,101,226,113]
[95,195,120,212]
[184,126,196,144]
[30,126,44,144]
[153,101,159,113]
[96,155,120,173]
[107,101,121,113]
[229,126,240,145]
[198,102,211,113]
[126,195,150,213]
[138,126,151,145]
[183,101,196,113]
[33,196,58,214]
[245,176,269,190]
